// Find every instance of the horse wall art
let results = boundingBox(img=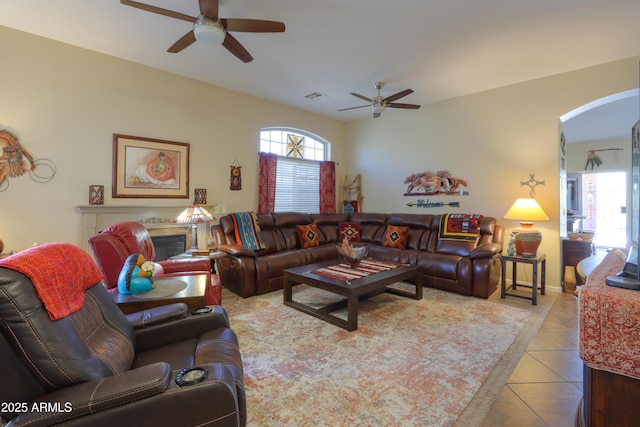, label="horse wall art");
[404,170,469,196]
